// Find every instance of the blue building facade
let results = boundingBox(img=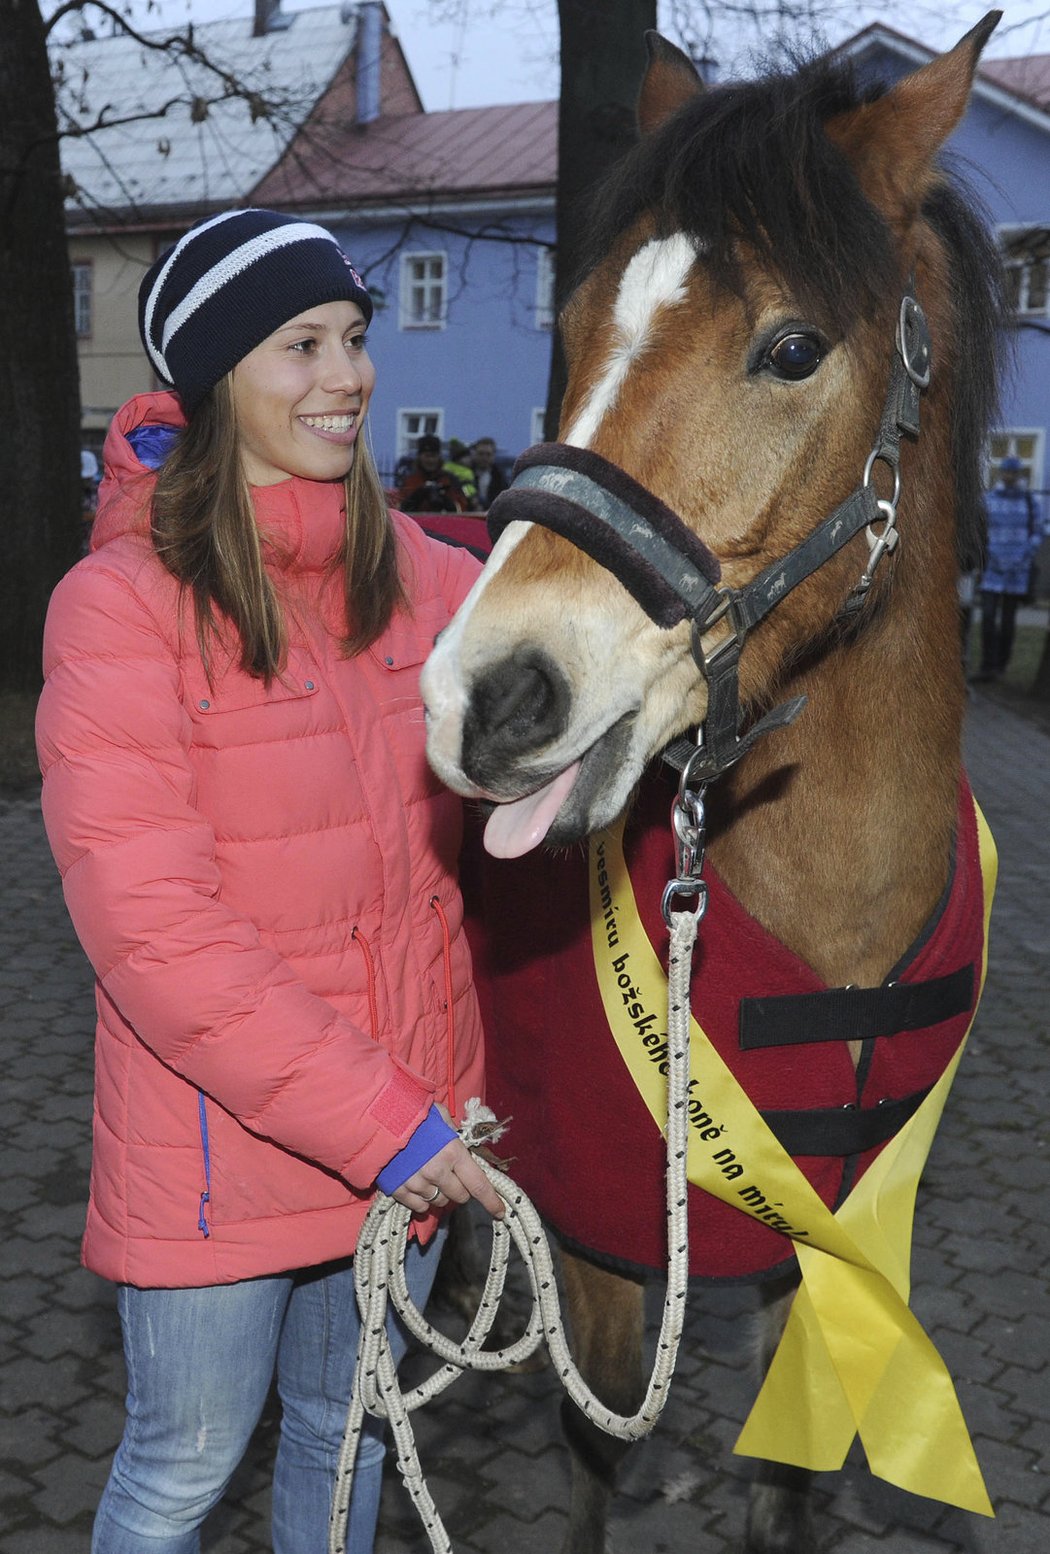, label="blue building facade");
[332,209,555,477]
